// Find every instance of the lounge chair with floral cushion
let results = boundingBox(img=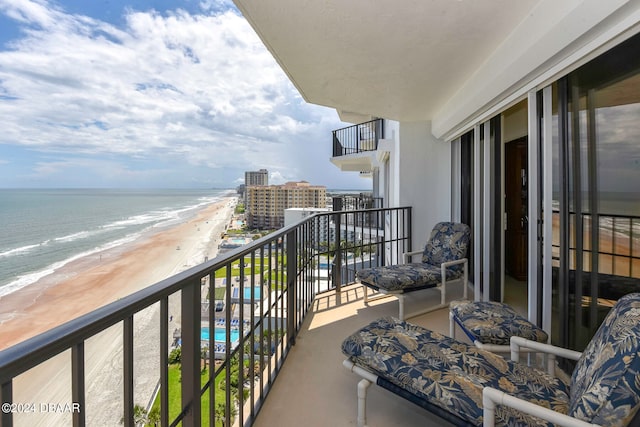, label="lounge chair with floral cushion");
[341,292,640,427]
[356,221,471,320]
[449,299,549,353]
